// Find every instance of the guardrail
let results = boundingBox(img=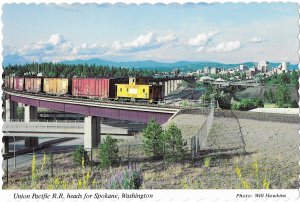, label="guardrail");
[3,119,84,123]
